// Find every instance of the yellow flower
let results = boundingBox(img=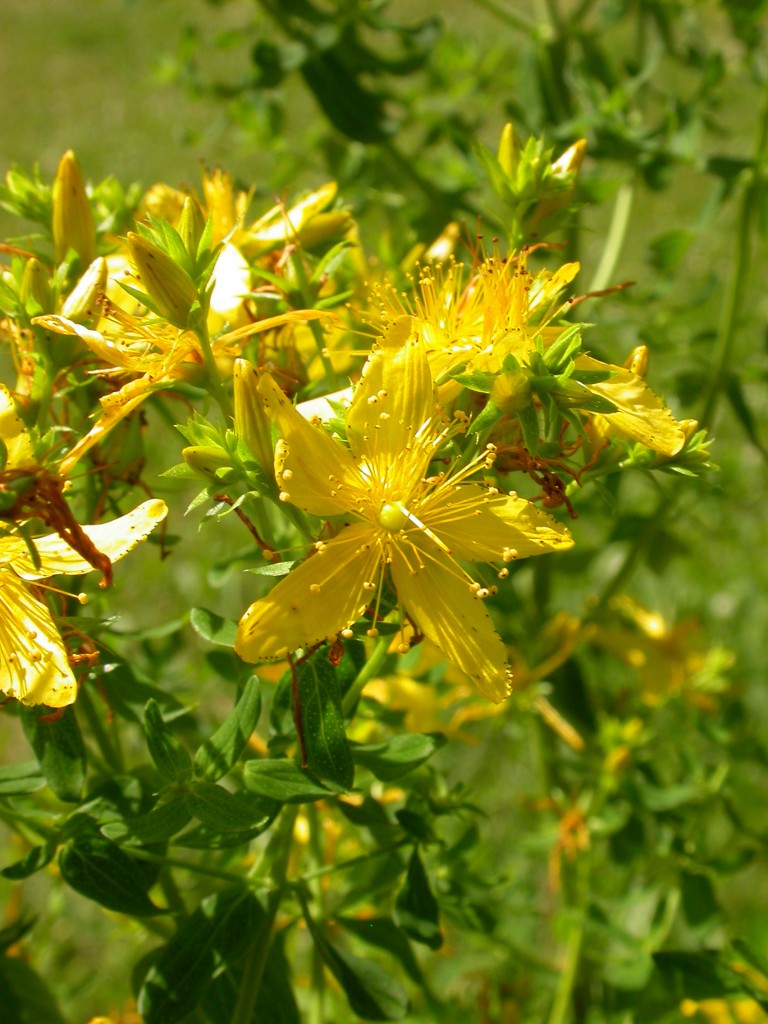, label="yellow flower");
[33,305,324,474]
[379,251,686,456]
[235,324,573,702]
[0,497,168,706]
